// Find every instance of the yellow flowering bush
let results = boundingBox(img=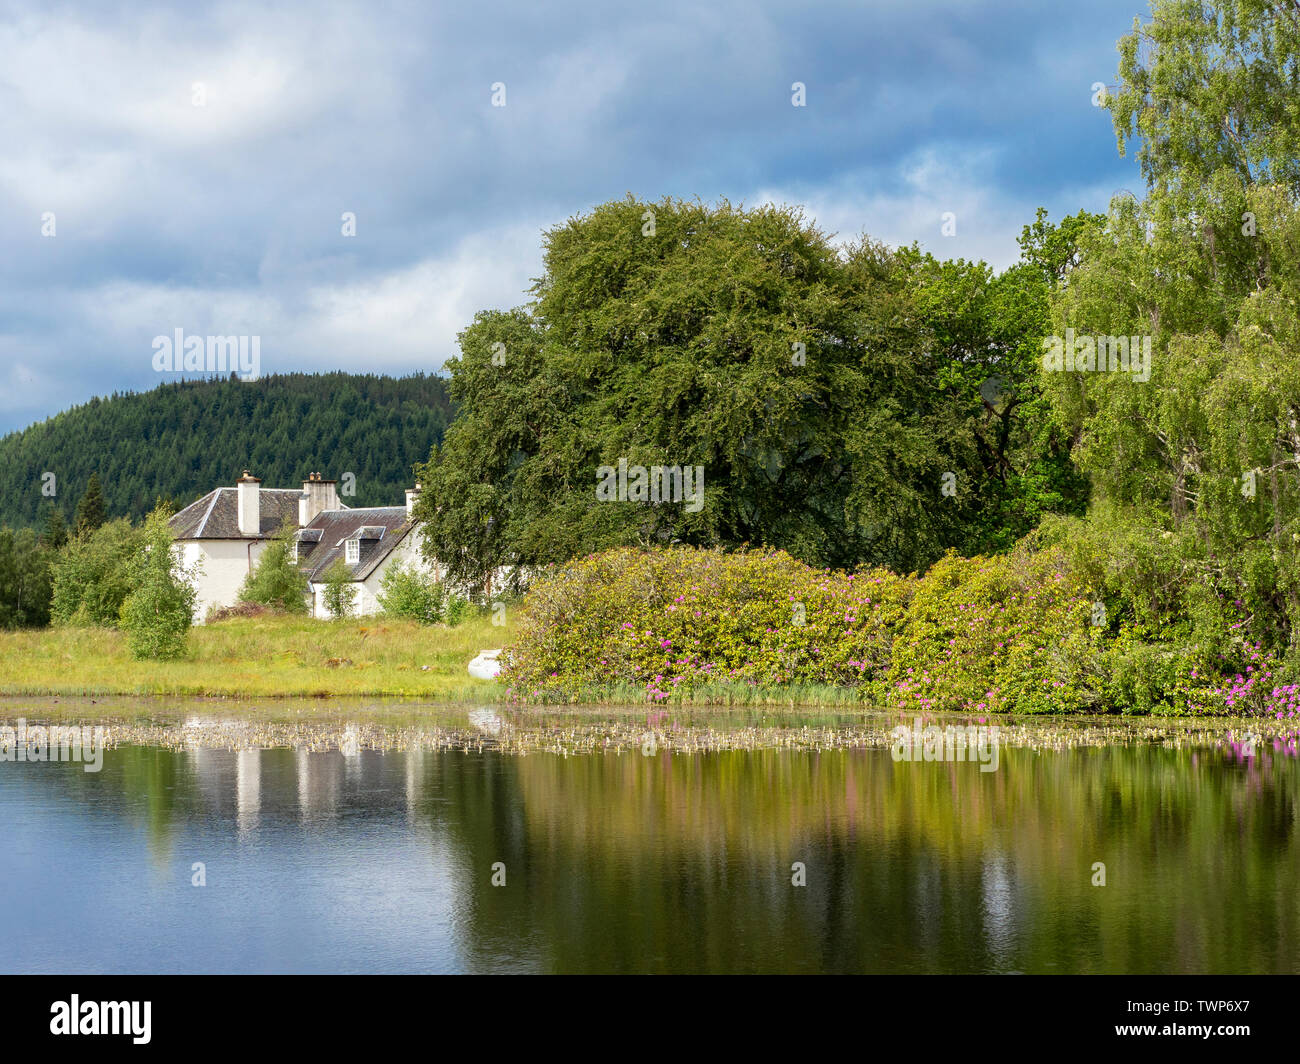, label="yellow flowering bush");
[883,547,1099,714]
[500,547,912,702]
[502,544,1289,714]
